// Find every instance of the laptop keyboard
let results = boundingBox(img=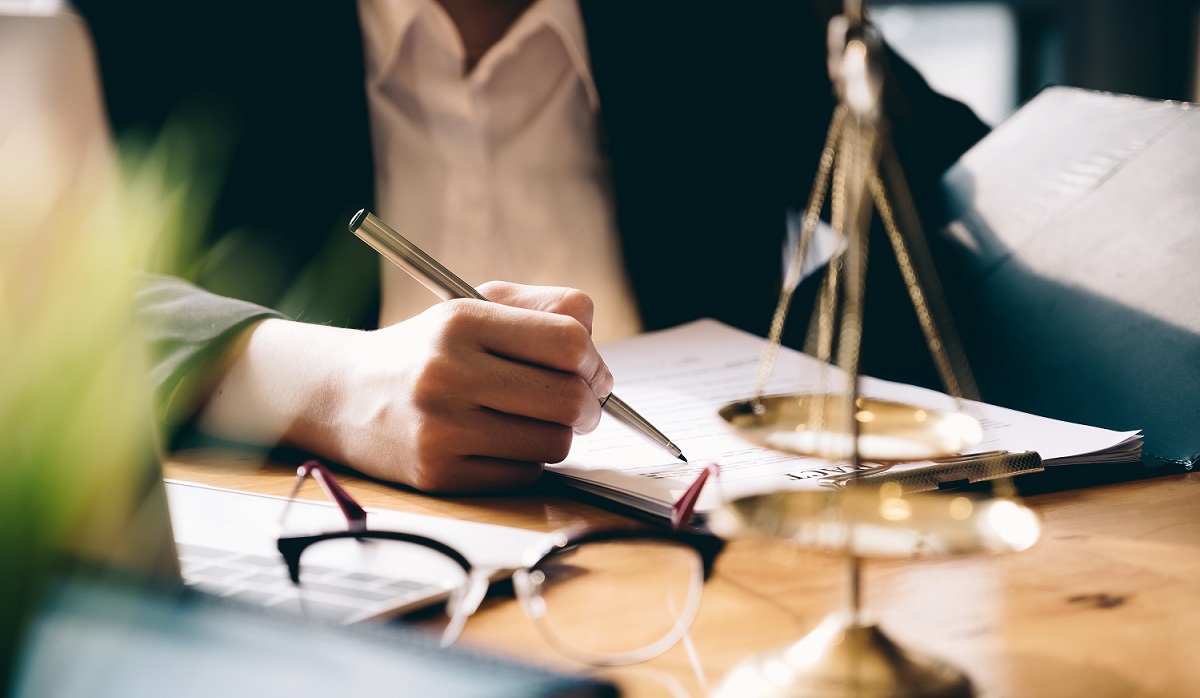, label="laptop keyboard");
[177,542,444,623]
